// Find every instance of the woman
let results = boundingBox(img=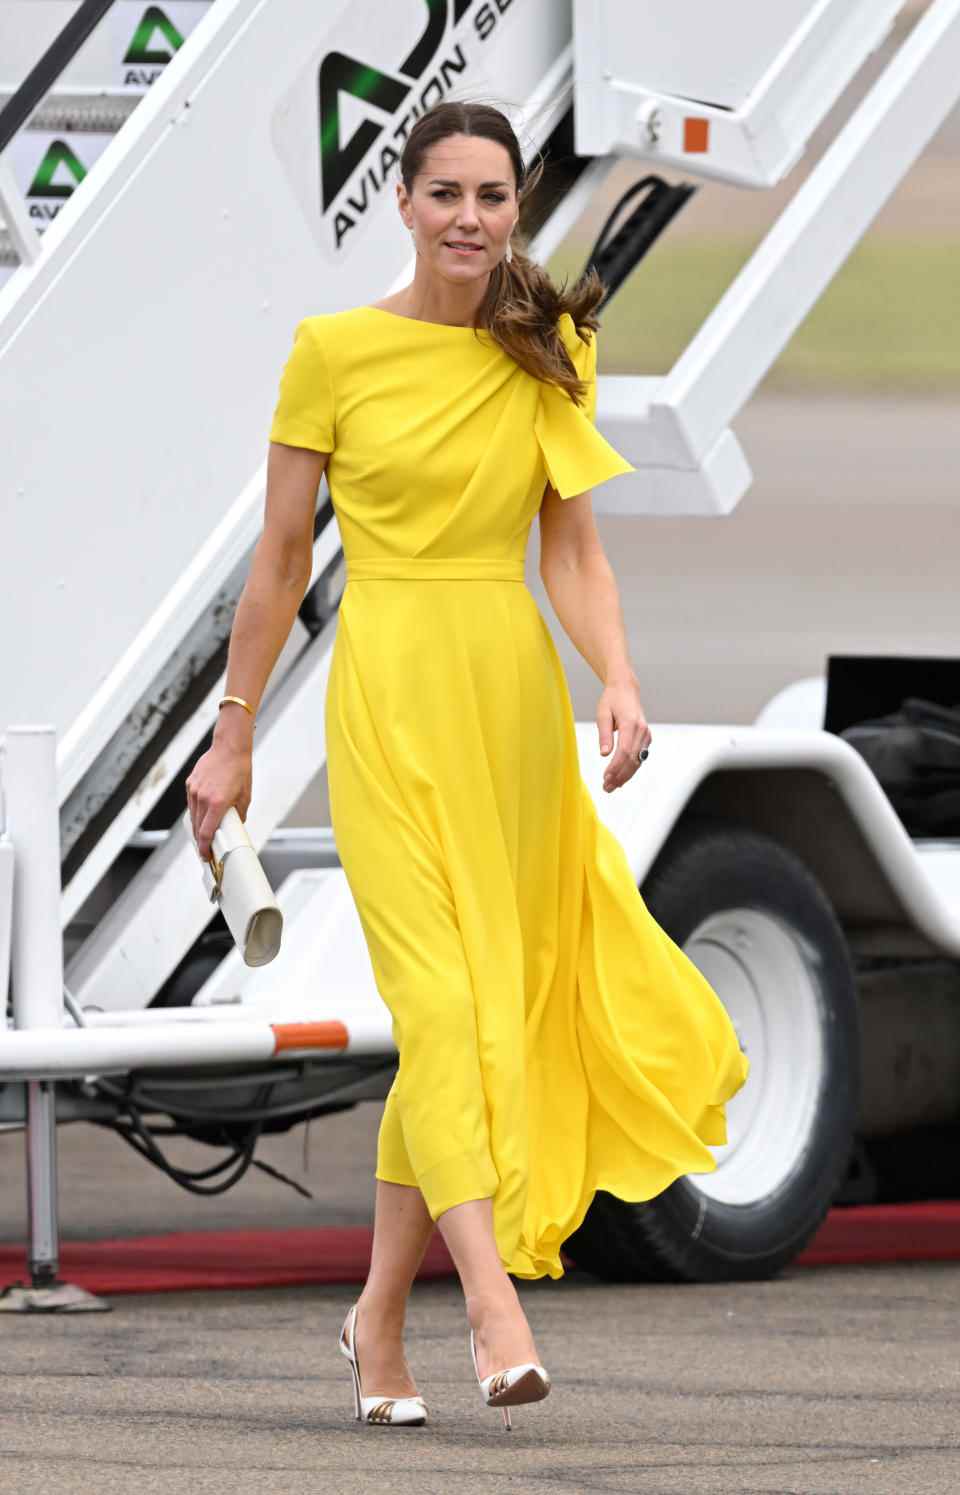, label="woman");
[186,100,749,1432]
